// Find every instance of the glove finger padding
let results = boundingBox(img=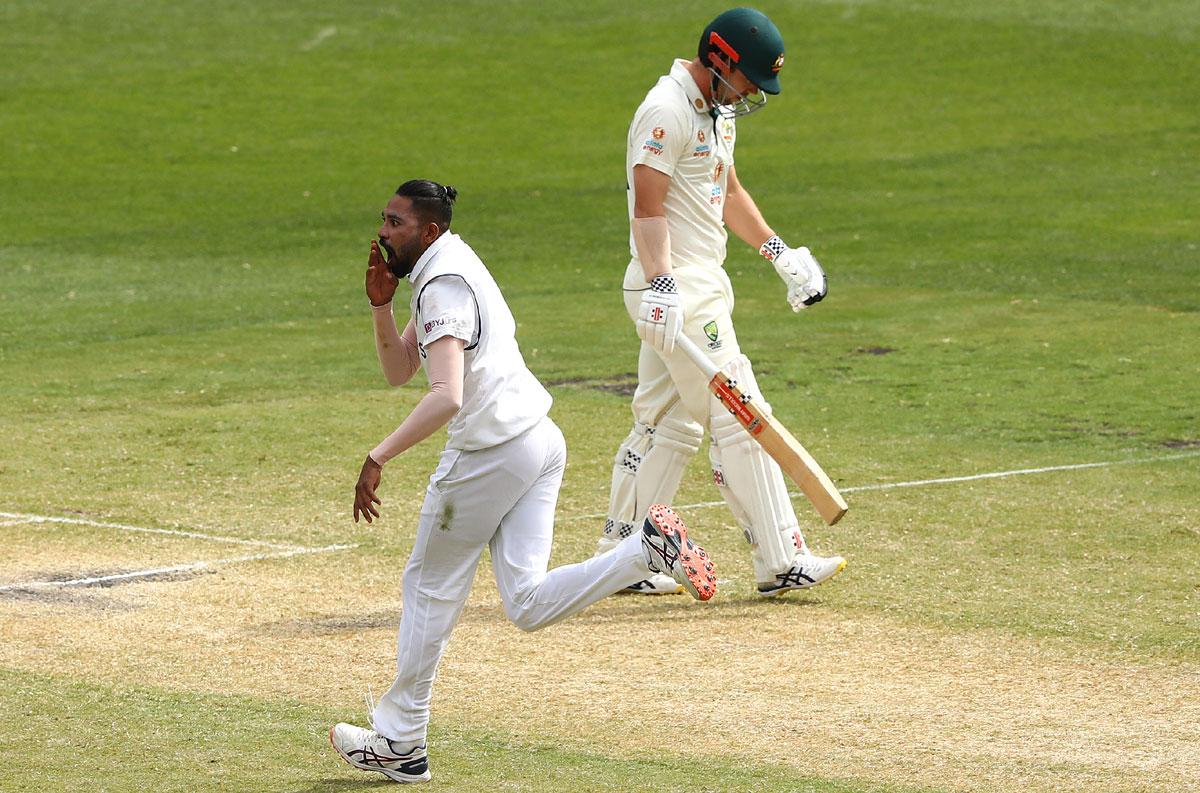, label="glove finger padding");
[786,284,810,312]
[794,247,827,306]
